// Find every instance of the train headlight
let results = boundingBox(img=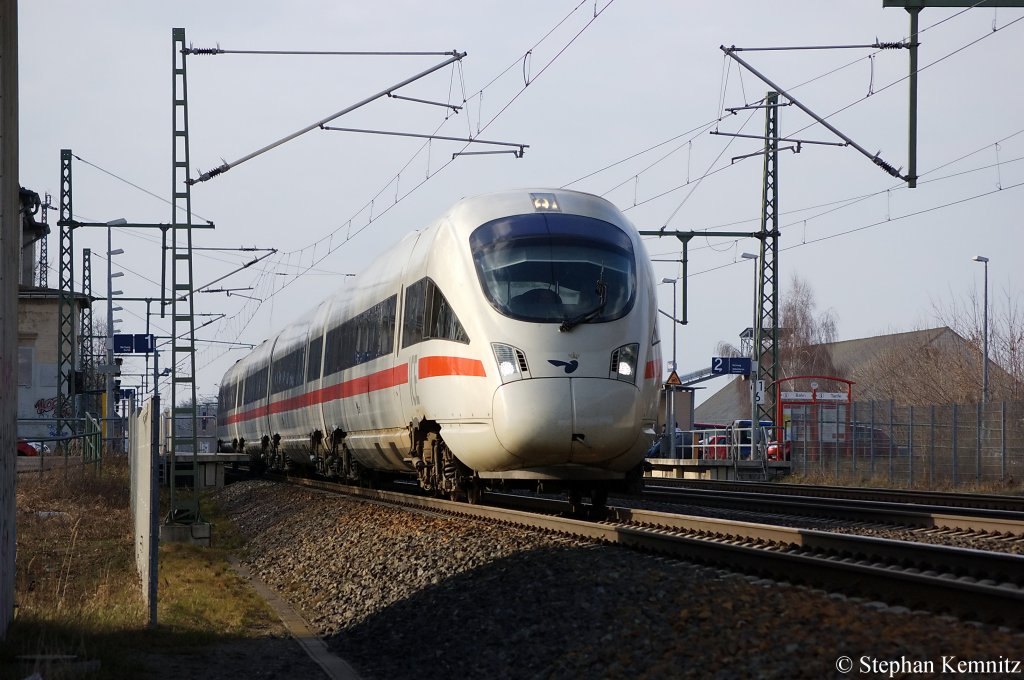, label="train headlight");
[530,192,561,212]
[609,343,639,383]
[492,343,530,383]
